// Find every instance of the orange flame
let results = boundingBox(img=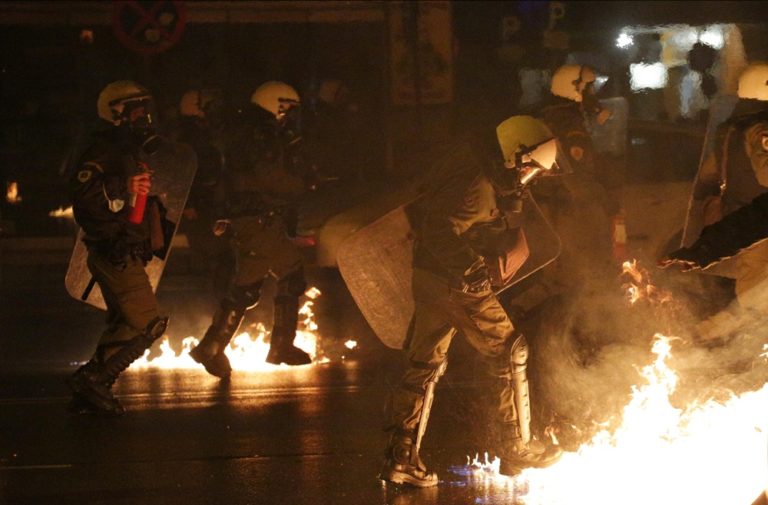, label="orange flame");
[6,181,21,204]
[468,334,768,502]
[621,258,673,306]
[49,206,74,219]
[131,288,332,371]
